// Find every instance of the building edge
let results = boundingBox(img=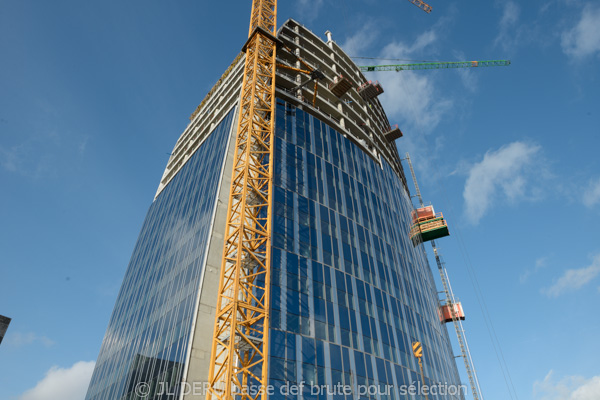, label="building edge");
[180,103,239,399]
